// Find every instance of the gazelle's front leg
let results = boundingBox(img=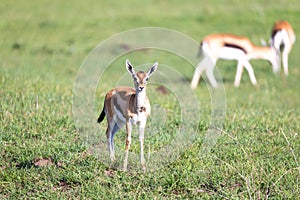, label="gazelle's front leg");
[282,45,292,76]
[138,114,147,172]
[234,61,244,87]
[241,59,257,86]
[123,120,132,171]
